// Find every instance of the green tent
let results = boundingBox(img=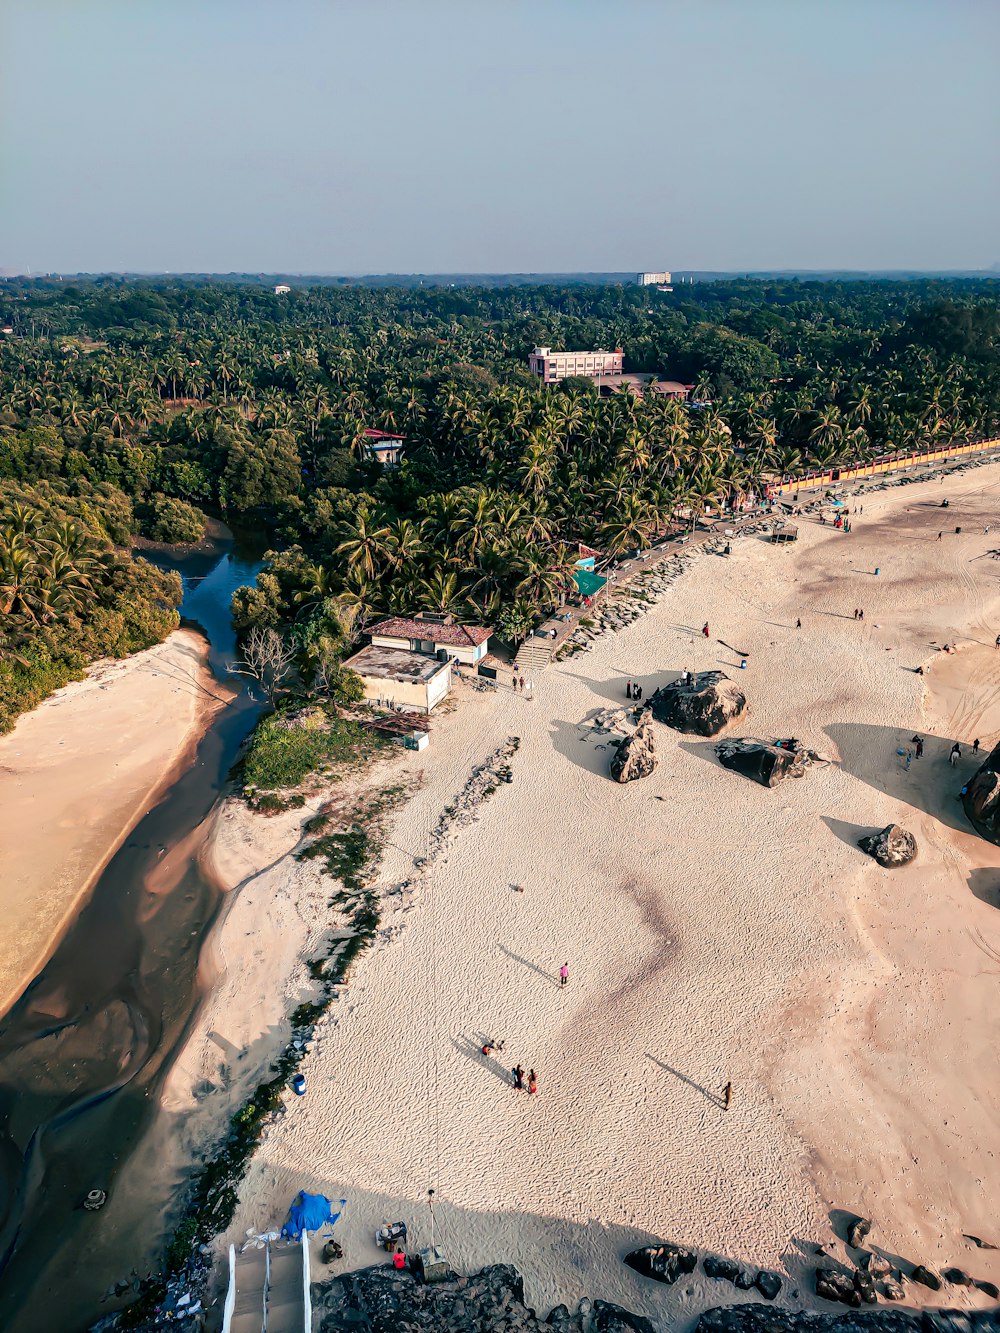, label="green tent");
[574,568,607,598]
